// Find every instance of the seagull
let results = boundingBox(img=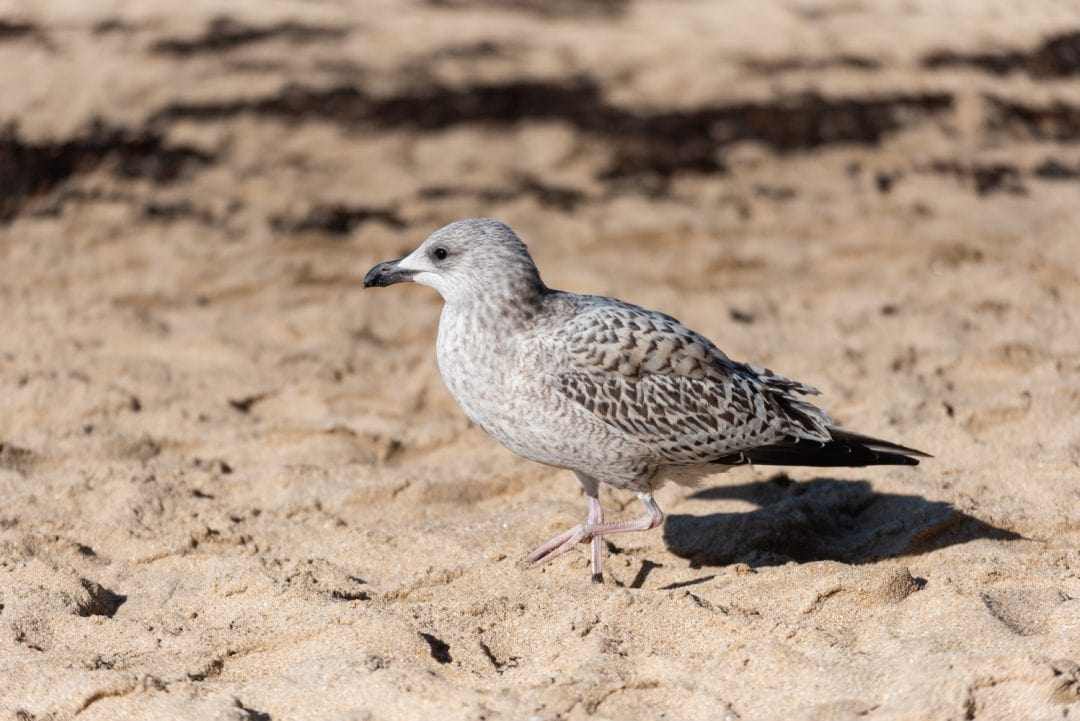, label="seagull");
[364,218,929,583]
